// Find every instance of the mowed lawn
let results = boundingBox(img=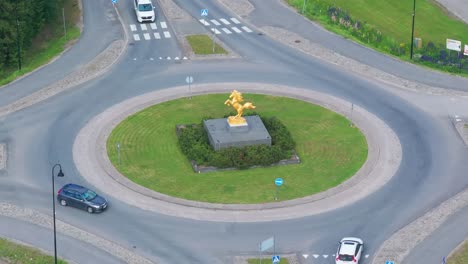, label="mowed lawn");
[107,94,367,204]
[294,0,468,45]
